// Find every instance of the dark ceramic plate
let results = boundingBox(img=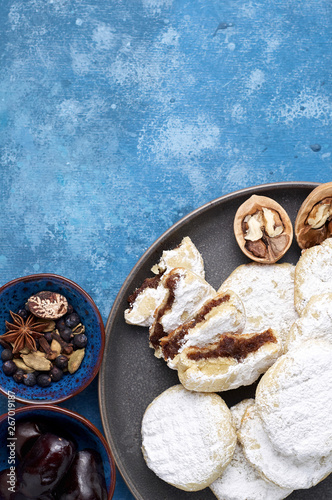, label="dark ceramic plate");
[99,182,331,500]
